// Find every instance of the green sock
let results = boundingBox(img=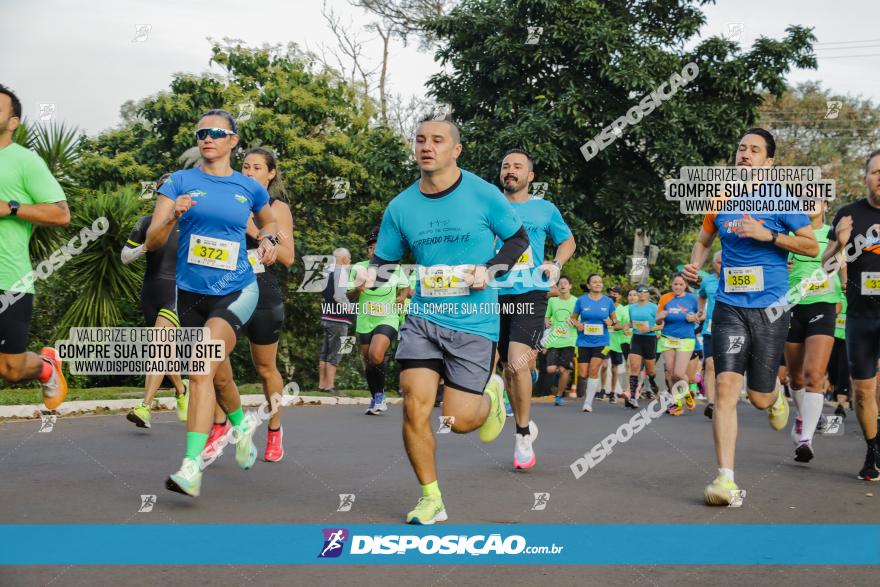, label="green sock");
[227,407,244,427]
[185,432,209,461]
[689,383,698,393]
[422,480,441,499]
